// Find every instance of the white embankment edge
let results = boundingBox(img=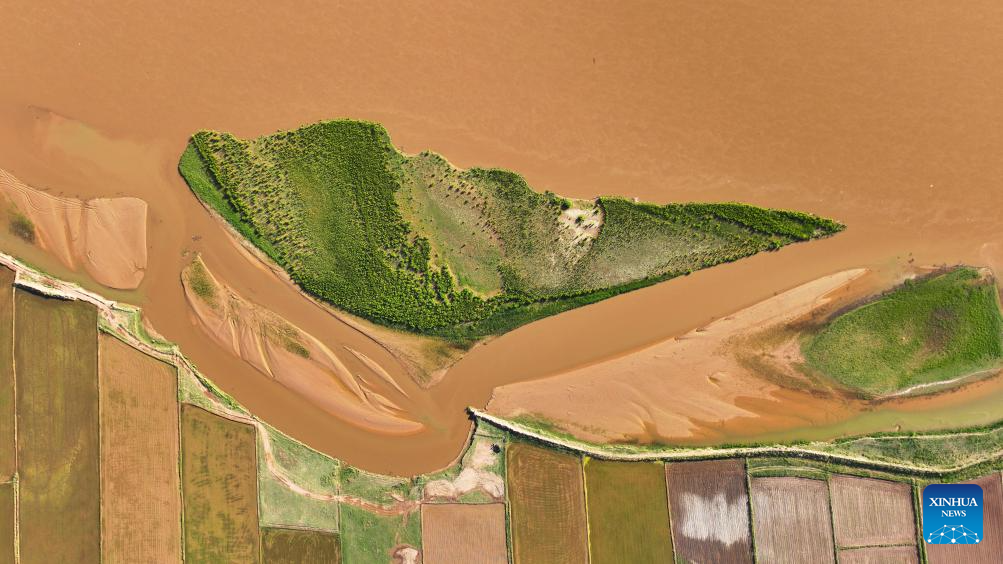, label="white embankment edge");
[468,408,1003,477]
